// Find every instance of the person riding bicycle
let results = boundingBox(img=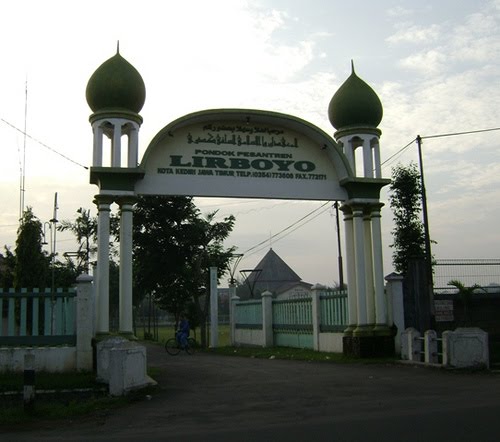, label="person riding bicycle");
[176,313,190,349]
